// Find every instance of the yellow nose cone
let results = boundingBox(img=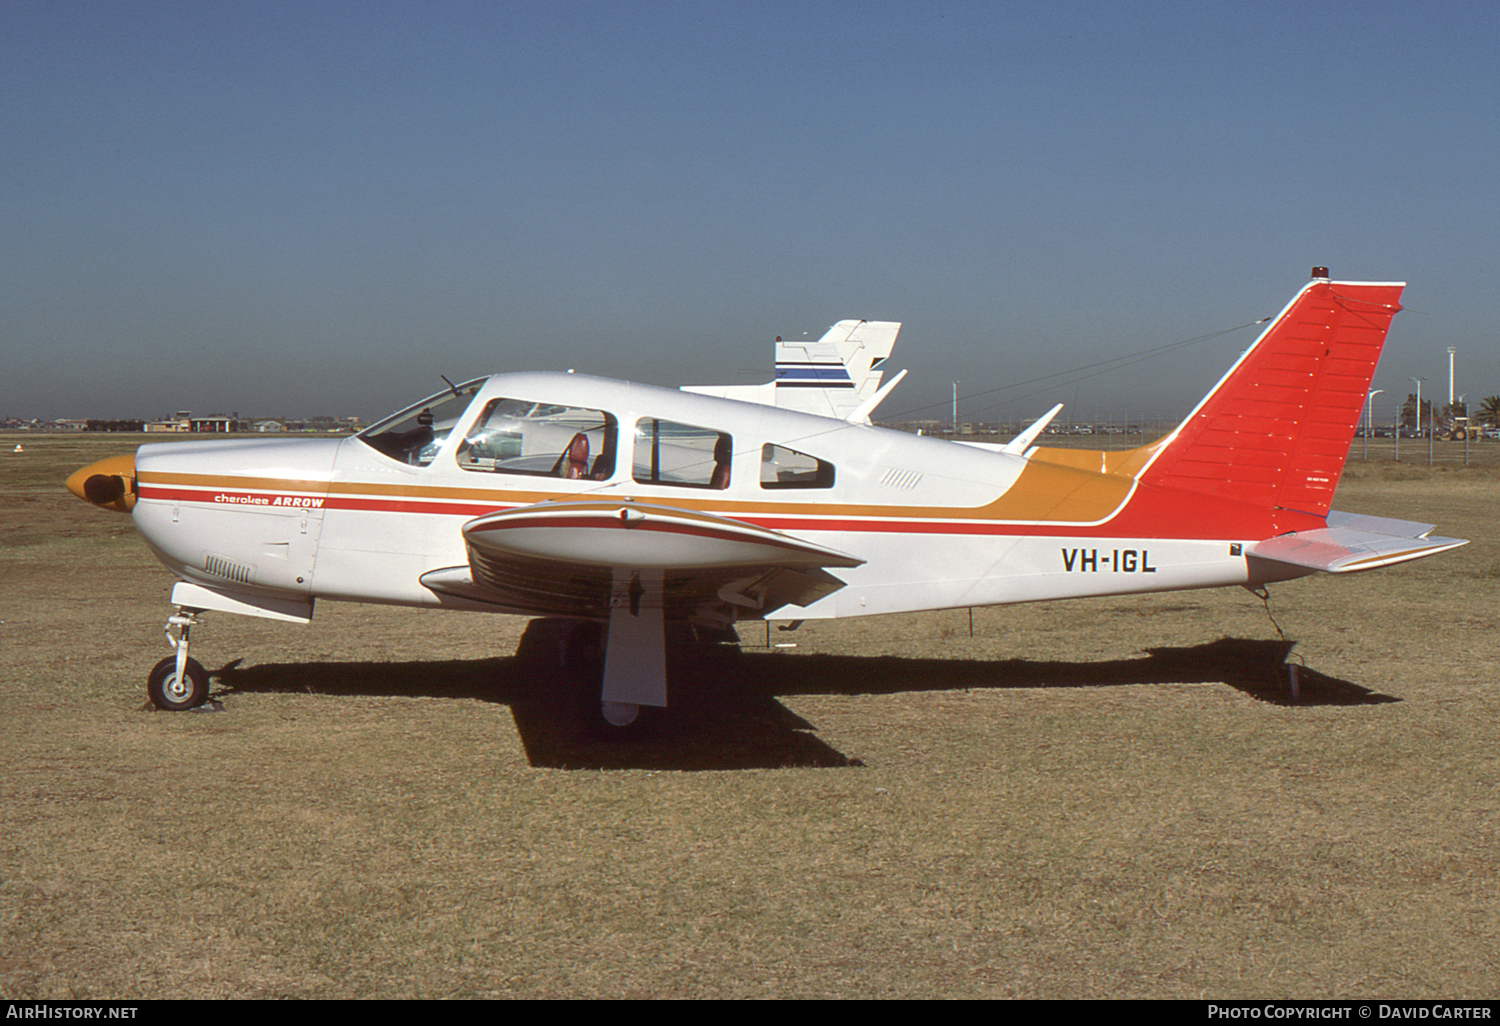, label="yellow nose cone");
[65,452,138,513]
